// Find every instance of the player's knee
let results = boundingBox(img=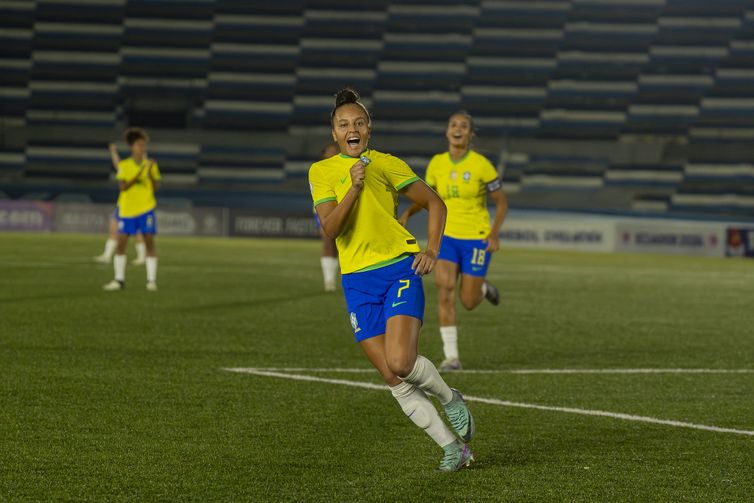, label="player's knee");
[387,355,416,378]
